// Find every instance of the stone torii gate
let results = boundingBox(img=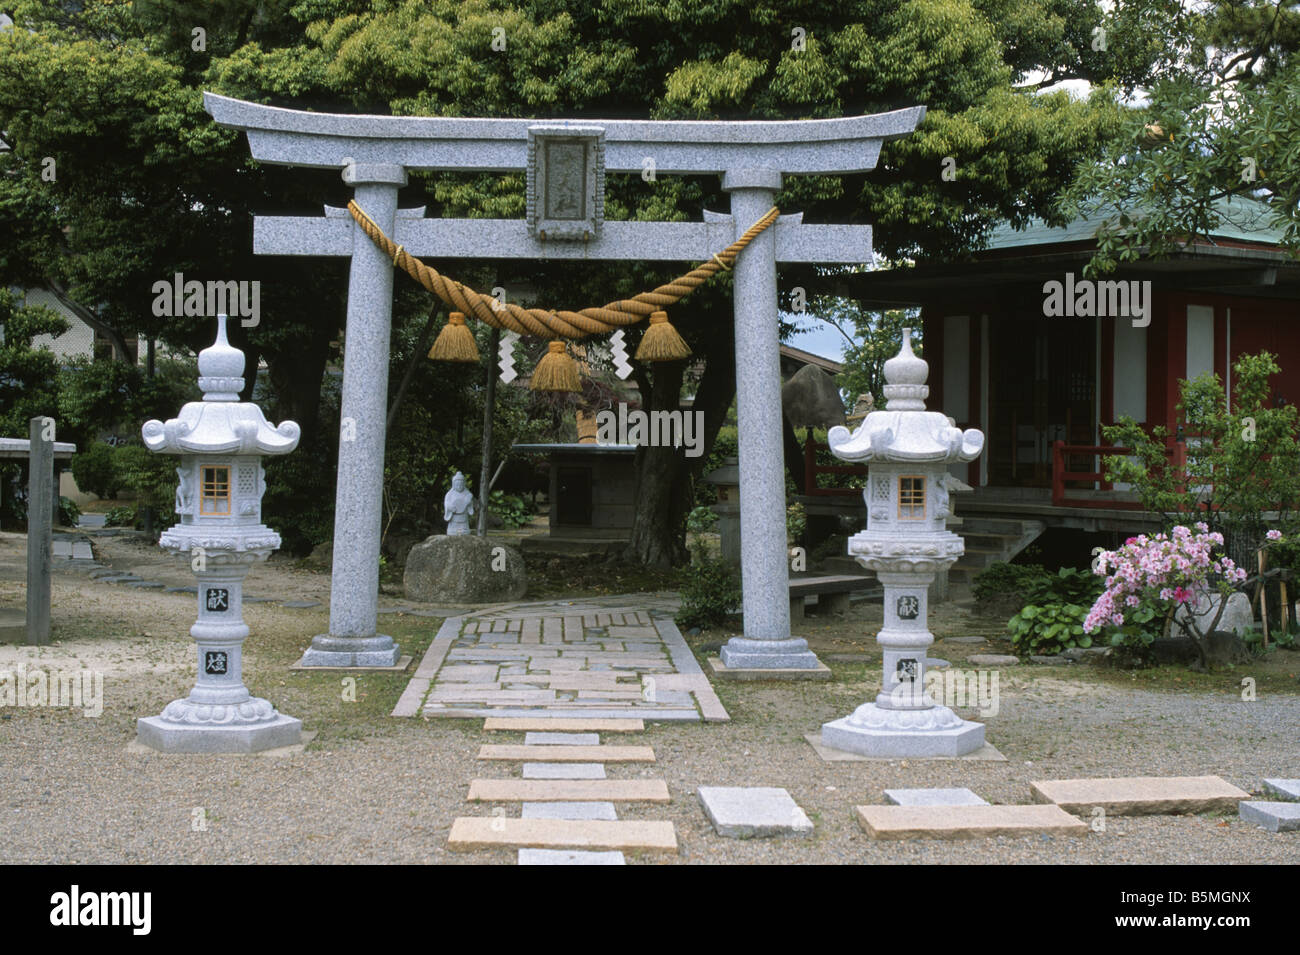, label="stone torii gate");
[205,92,923,671]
